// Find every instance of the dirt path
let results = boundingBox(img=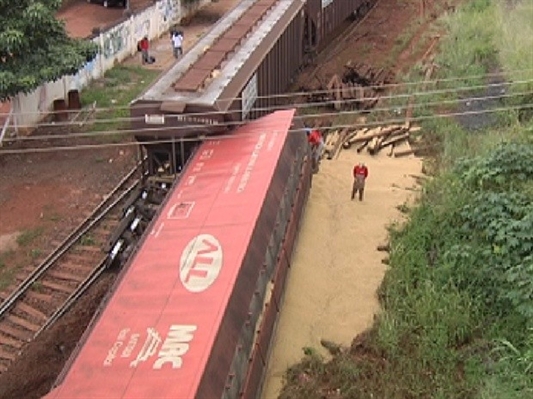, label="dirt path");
[261,150,422,398]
